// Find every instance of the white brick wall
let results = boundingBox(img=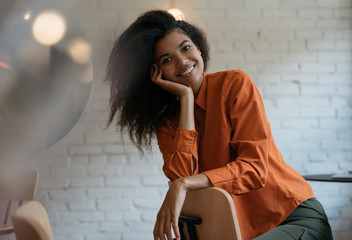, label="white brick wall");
[6,0,351,240]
